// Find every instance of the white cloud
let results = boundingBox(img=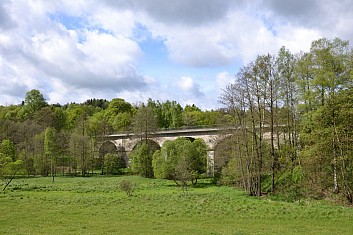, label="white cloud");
[177,76,194,91]
[0,0,150,105]
[1,0,353,109]
[90,7,135,37]
[217,72,234,90]
[175,76,204,99]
